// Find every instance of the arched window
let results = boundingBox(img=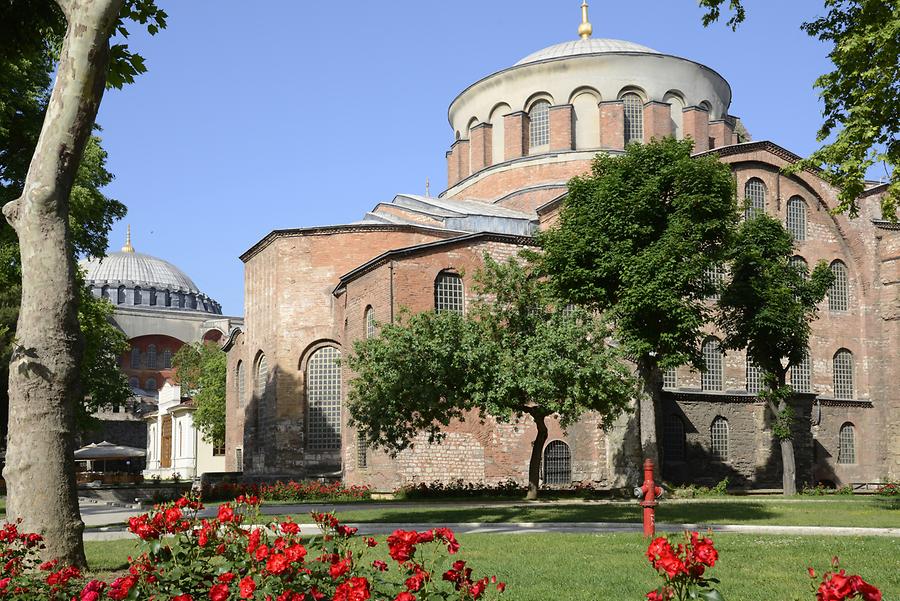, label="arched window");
[663,367,677,389]
[786,197,807,241]
[664,92,685,140]
[542,440,571,485]
[838,423,856,464]
[489,103,511,164]
[173,292,183,308]
[828,261,849,312]
[149,288,157,306]
[236,361,246,407]
[101,286,110,299]
[704,263,726,300]
[146,344,157,369]
[188,294,197,310]
[130,346,141,369]
[663,415,686,463]
[134,286,142,305]
[128,376,139,389]
[162,349,172,369]
[528,100,550,149]
[701,338,723,391]
[163,290,171,307]
[572,91,600,150]
[833,349,854,400]
[790,256,809,280]
[357,429,367,469]
[365,306,376,339]
[710,417,729,461]
[746,355,761,393]
[307,346,342,451]
[145,377,157,391]
[622,93,644,144]
[256,353,269,398]
[435,271,464,313]
[789,351,811,393]
[117,286,127,305]
[744,178,766,219]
